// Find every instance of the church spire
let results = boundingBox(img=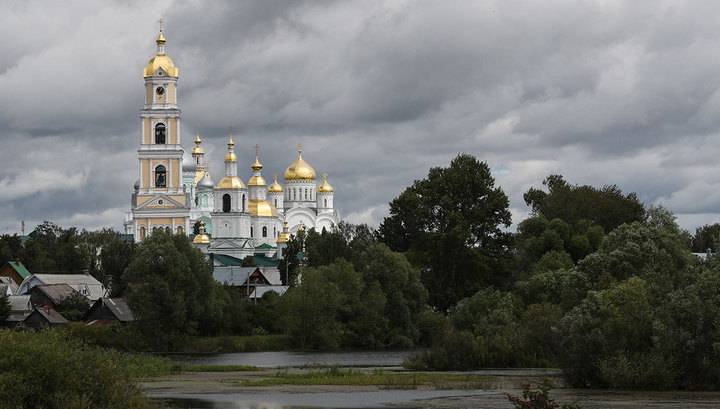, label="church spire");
[156,17,166,54]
